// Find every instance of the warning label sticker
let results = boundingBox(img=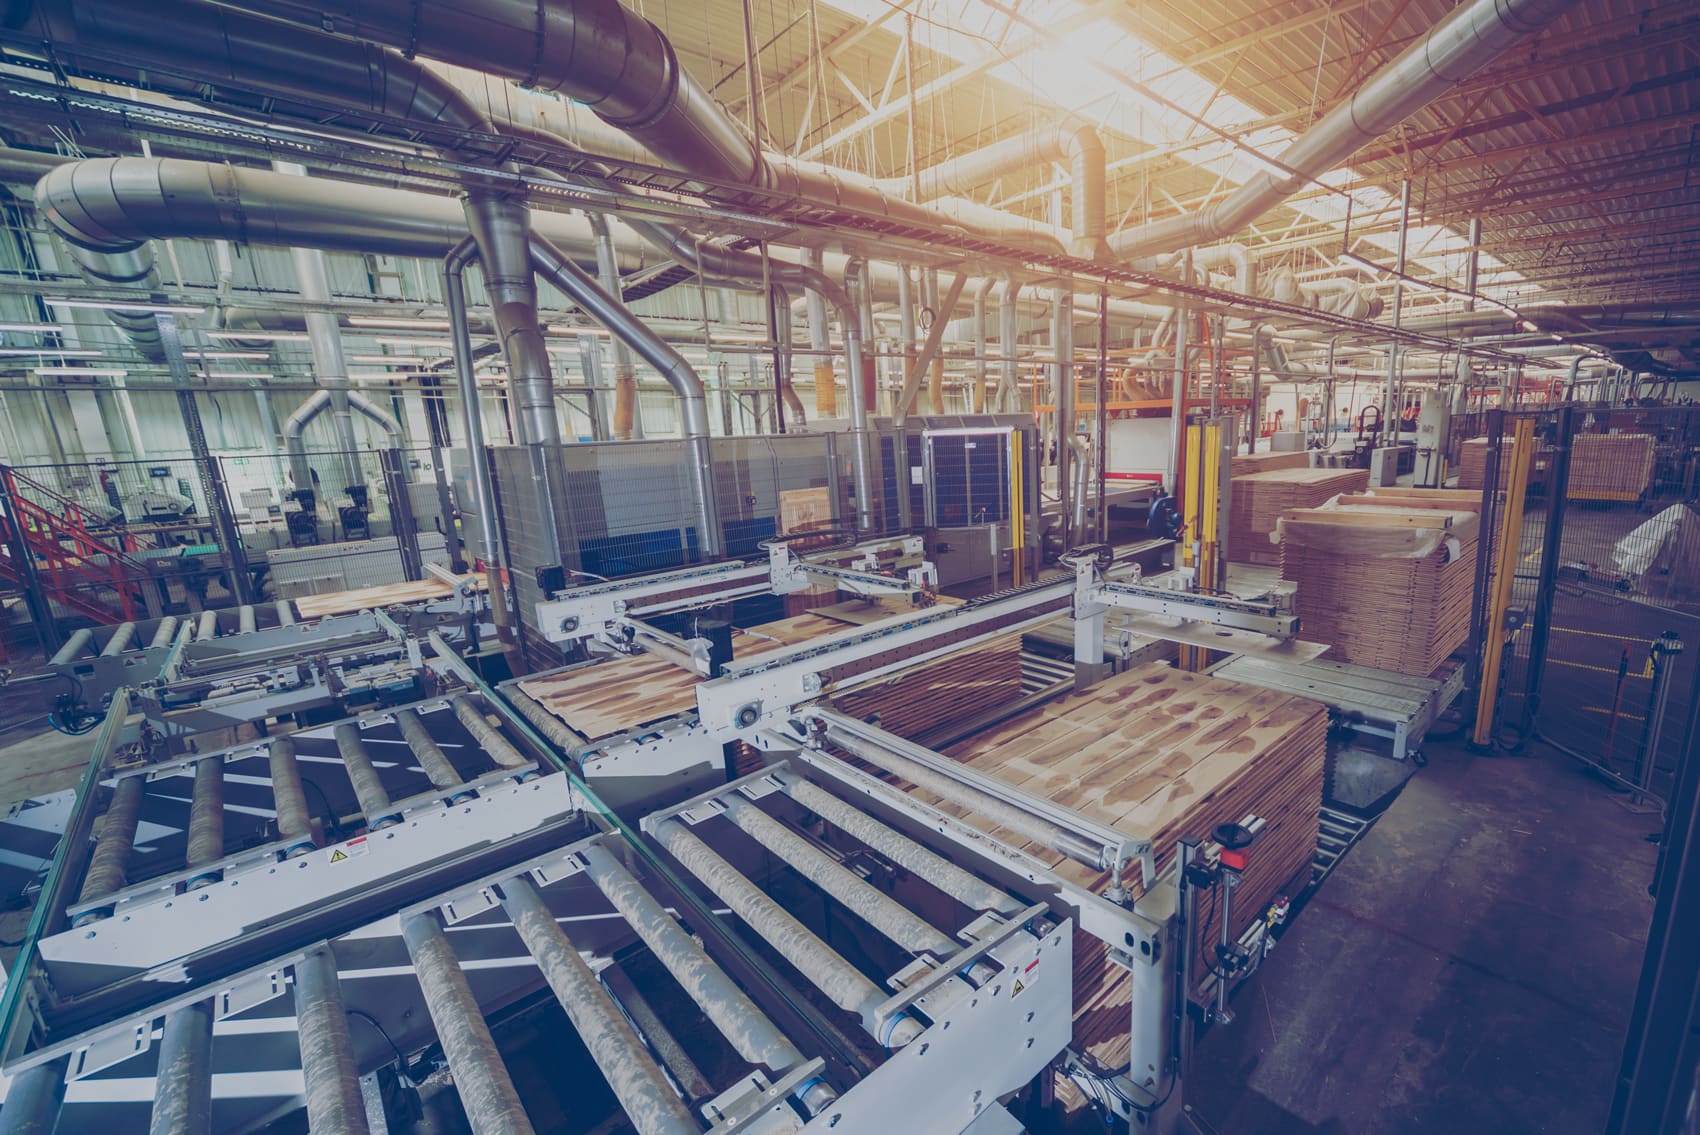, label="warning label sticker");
[1013,957,1040,997]
[327,836,369,864]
